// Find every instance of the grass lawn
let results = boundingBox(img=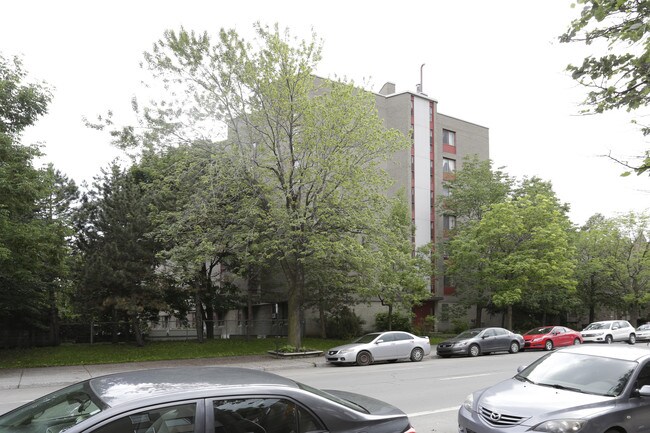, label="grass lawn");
[0,335,448,369]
